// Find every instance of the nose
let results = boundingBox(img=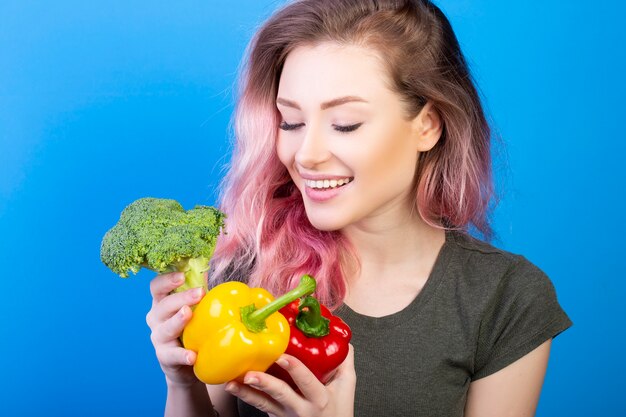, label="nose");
[294,125,332,169]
